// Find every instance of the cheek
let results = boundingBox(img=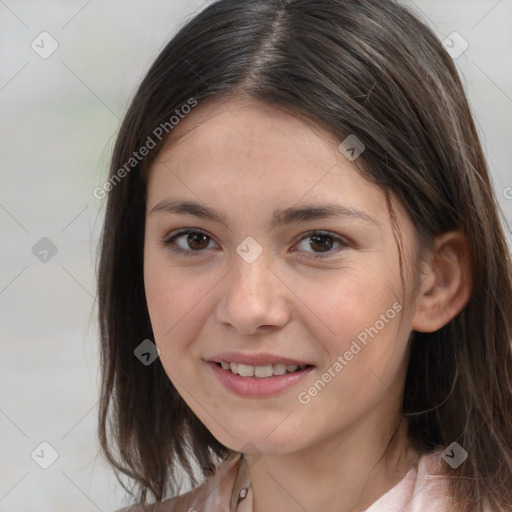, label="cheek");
[291,264,399,340]
[292,266,407,389]
[143,249,221,369]
[144,270,202,395]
